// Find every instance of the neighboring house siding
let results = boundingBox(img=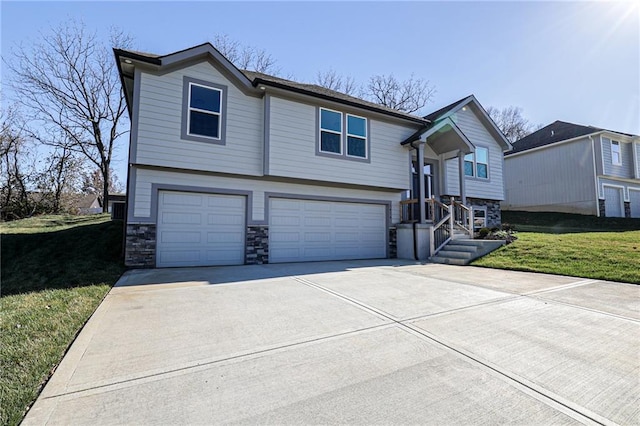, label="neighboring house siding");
[130,168,402,224]
[267,96,415,190]
[135,62,263,175]
[444,108,505,200]
[503,138,597,215]
[601,137,634,179]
